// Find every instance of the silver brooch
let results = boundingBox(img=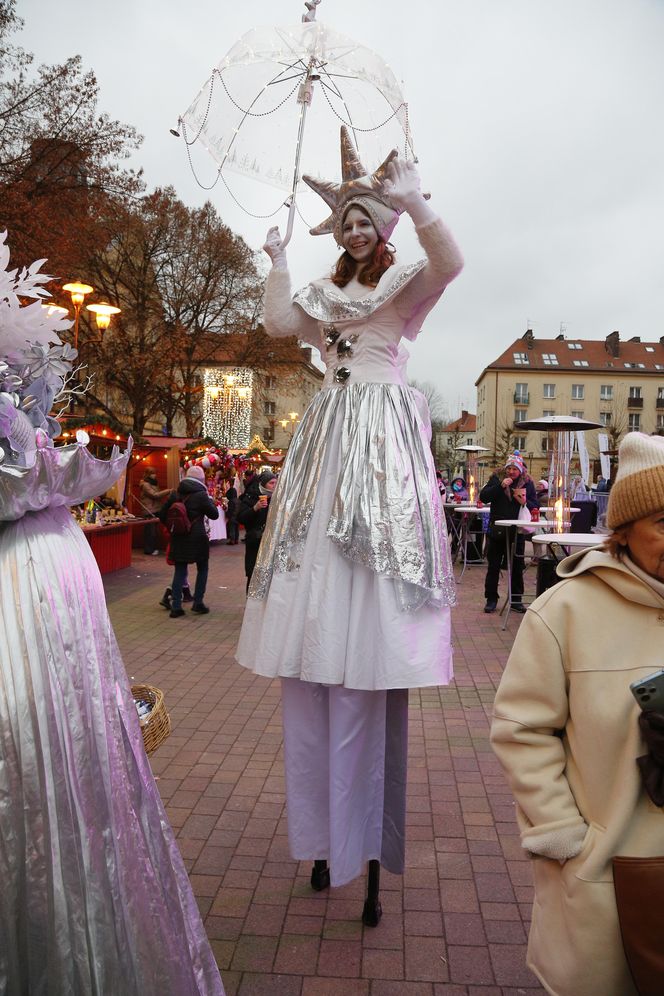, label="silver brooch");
[323,325,340,347]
